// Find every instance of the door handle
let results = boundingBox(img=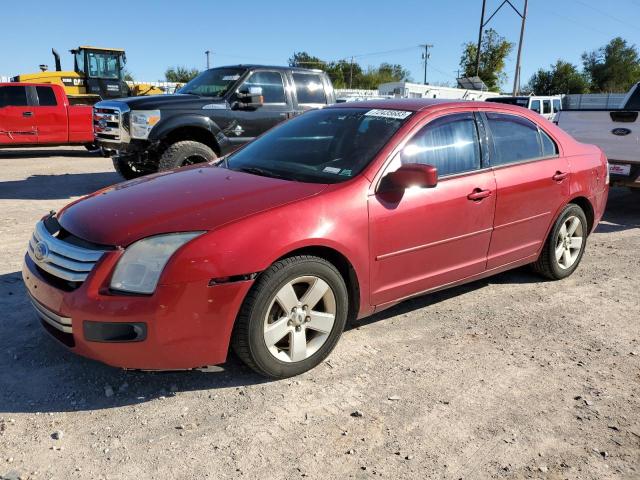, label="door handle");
[22,111,33,117]
[552,171,568,181]
[467,188,492,201]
